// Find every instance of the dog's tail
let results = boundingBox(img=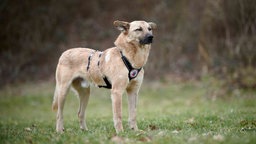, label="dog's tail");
[52,86,58,111]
